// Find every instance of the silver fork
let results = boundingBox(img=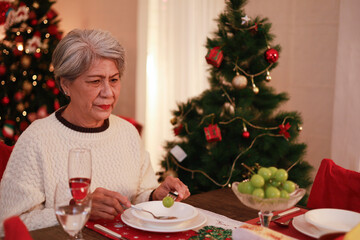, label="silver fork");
[167,191,178,201]
[130,205,177,220]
